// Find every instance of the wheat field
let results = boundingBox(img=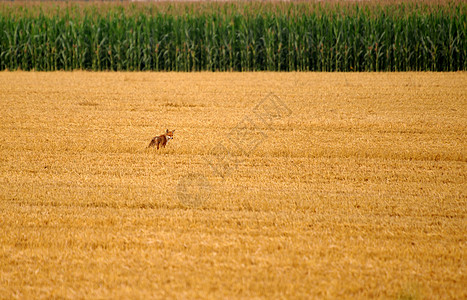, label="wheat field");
[0,72,465,299]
